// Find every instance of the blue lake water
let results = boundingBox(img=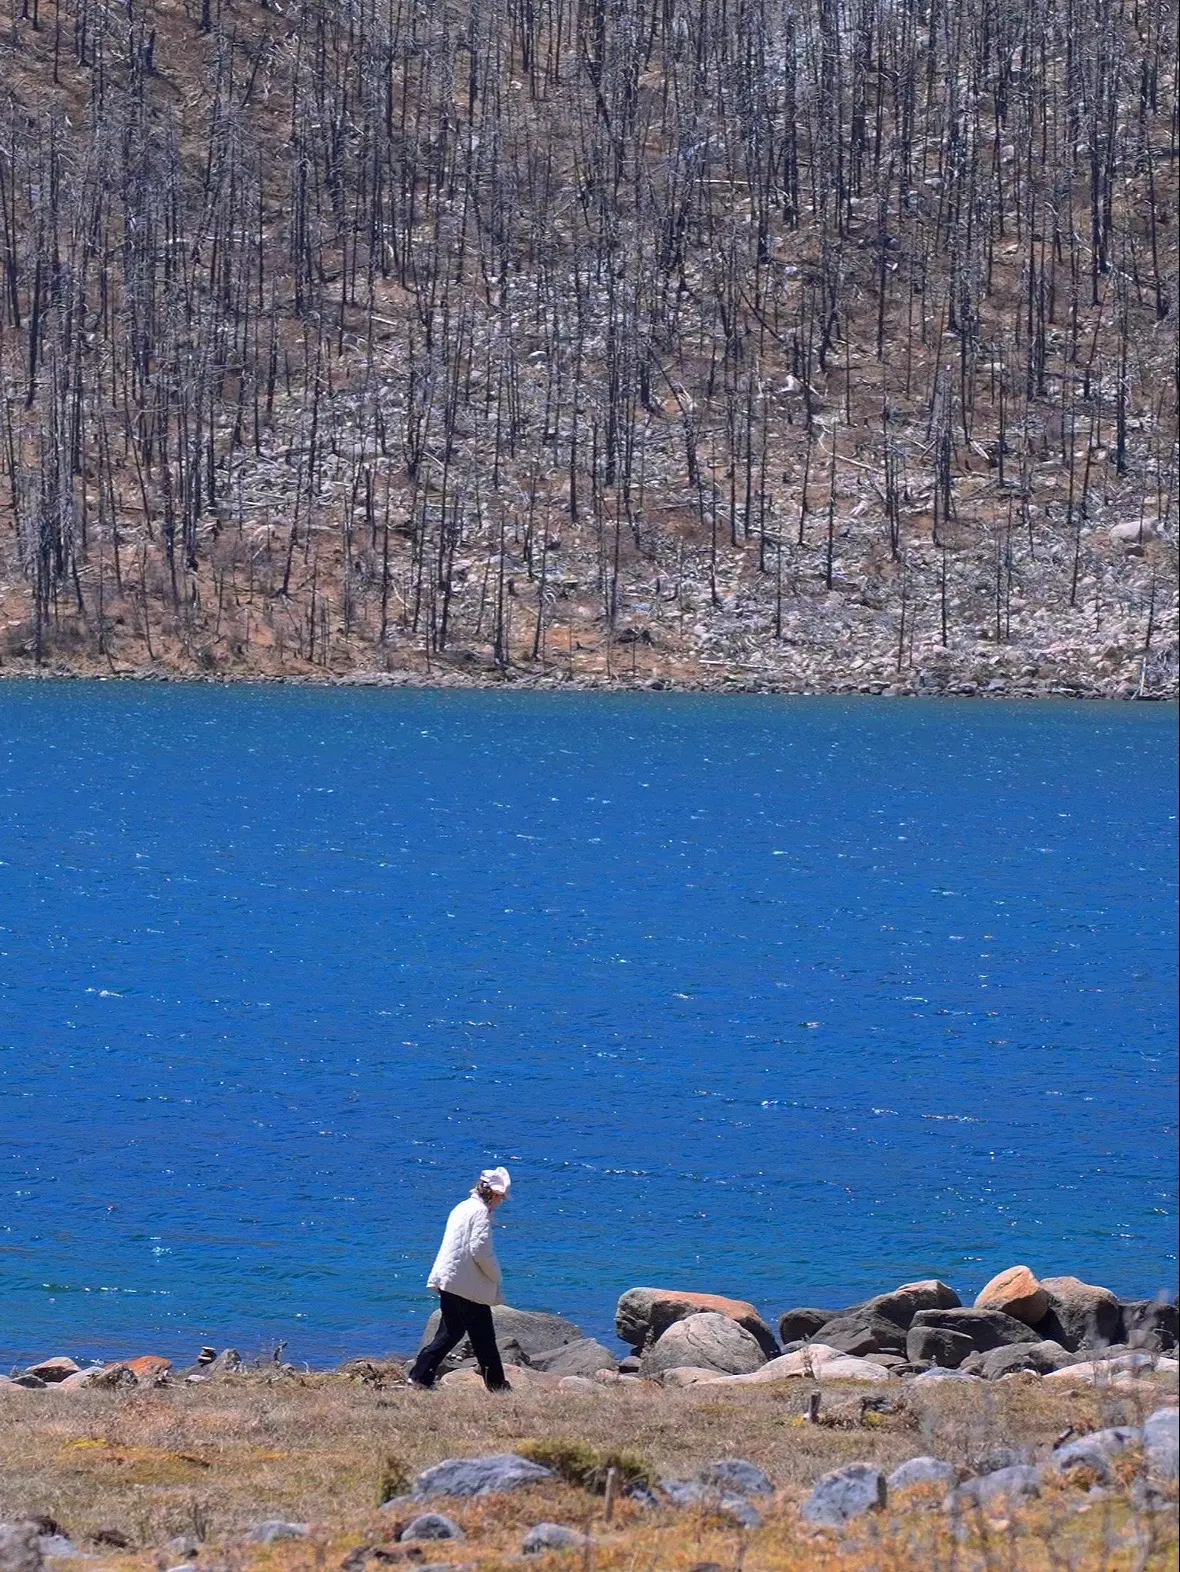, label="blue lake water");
[1,685,1176,1367]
